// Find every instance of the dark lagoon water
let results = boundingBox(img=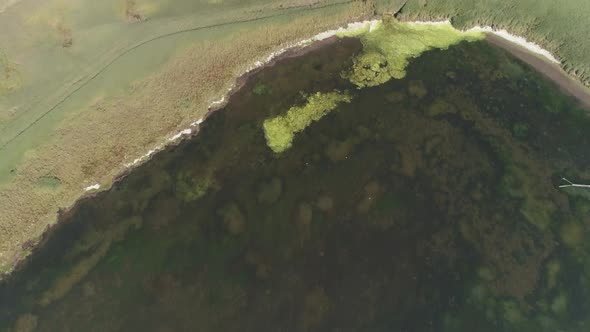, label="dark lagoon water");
[2,36,590,332]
